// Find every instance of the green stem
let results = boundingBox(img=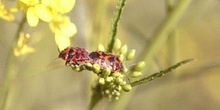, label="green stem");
[0,16,26,110]
[88,0,127,109]
[131,58,194,87]
[165,0,178,66]
[88,84,103,110]
[107,0,126,52]
[165,0,175,13]
[139,0,192,61]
